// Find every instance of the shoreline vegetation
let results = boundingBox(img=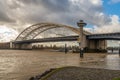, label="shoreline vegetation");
[29,66,120,80]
